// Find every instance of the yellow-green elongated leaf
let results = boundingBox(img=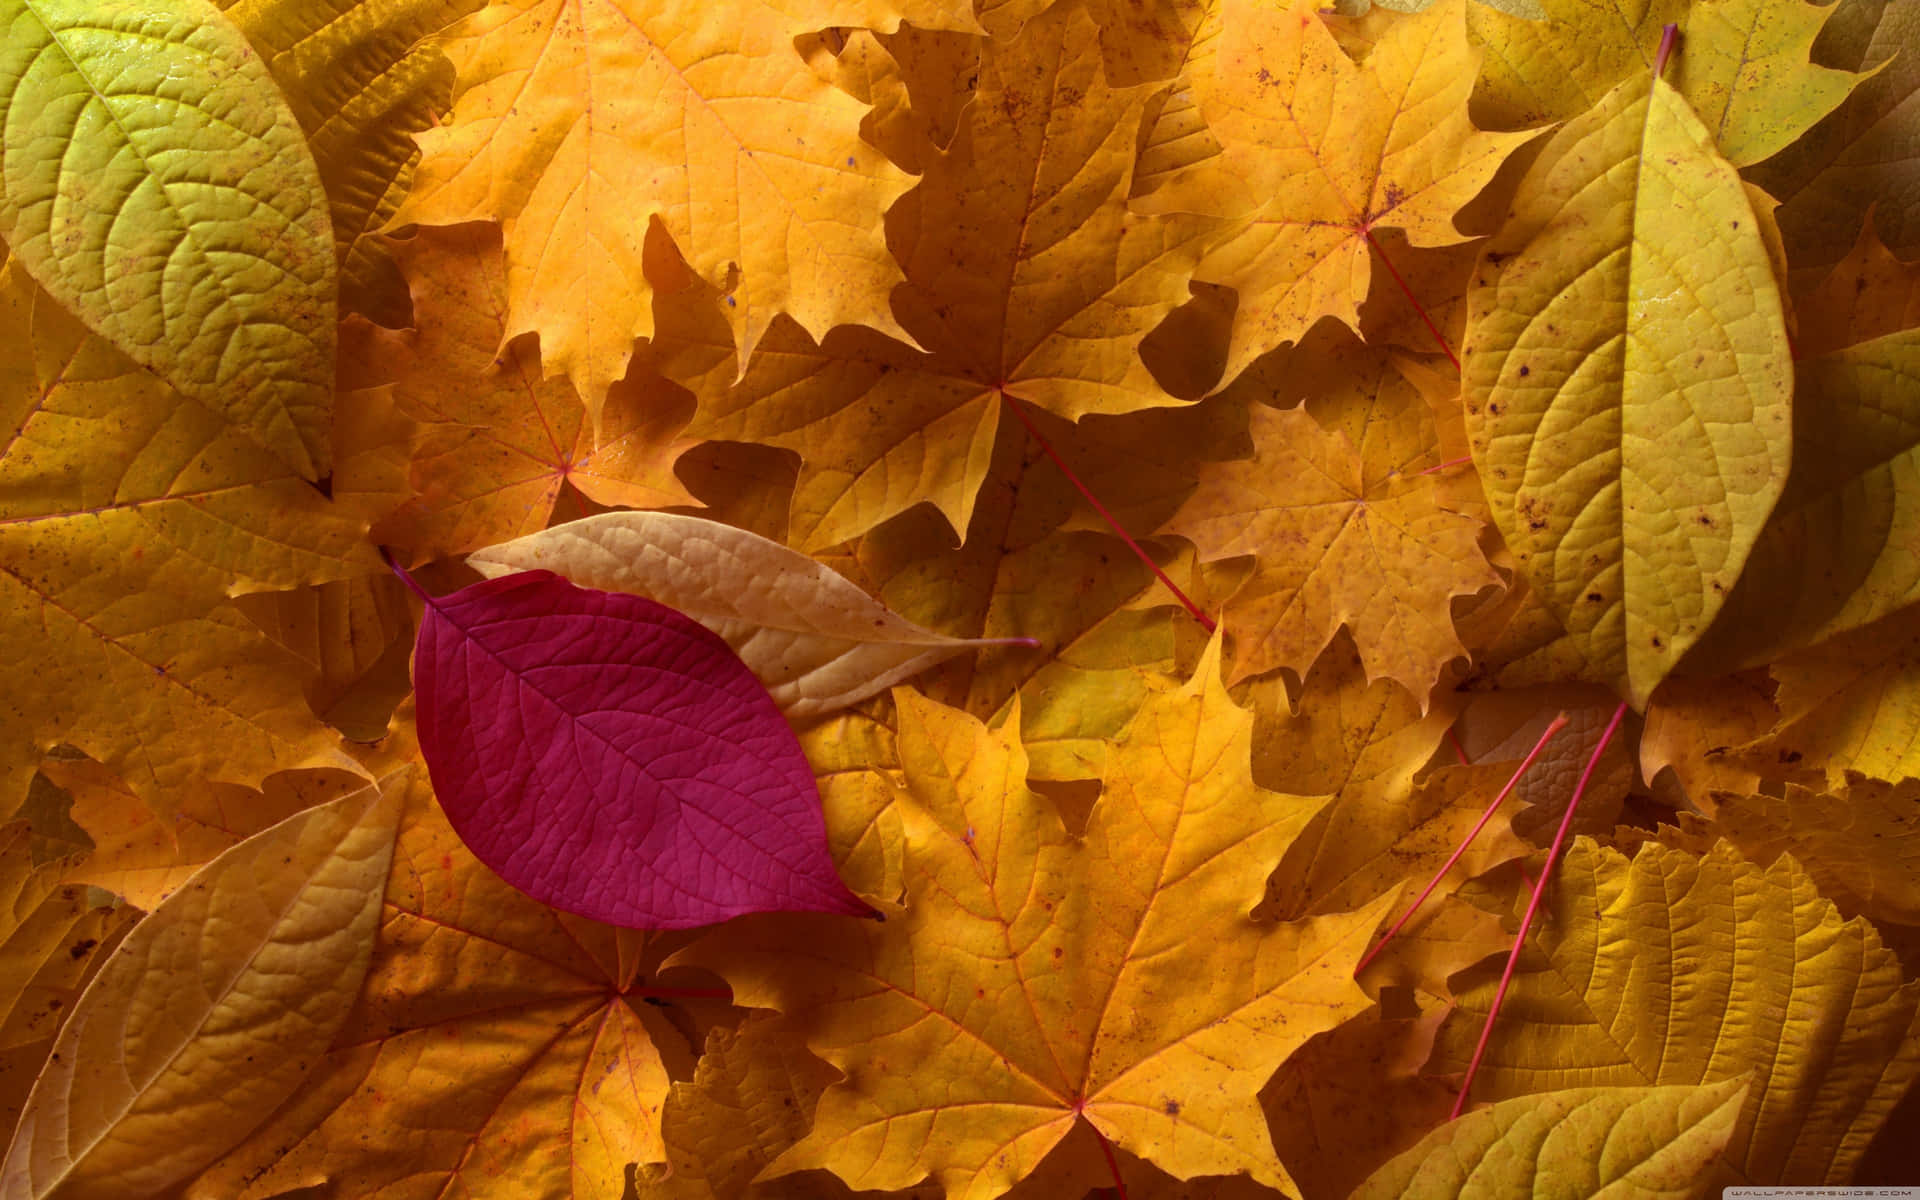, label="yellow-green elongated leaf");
[468,513,1032,717]
[1462,75,1792,709]
[1430,840,1920,1185]
[0,0,335,479]
[1351,1078,1750,1200]
[0,770,406,1200]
